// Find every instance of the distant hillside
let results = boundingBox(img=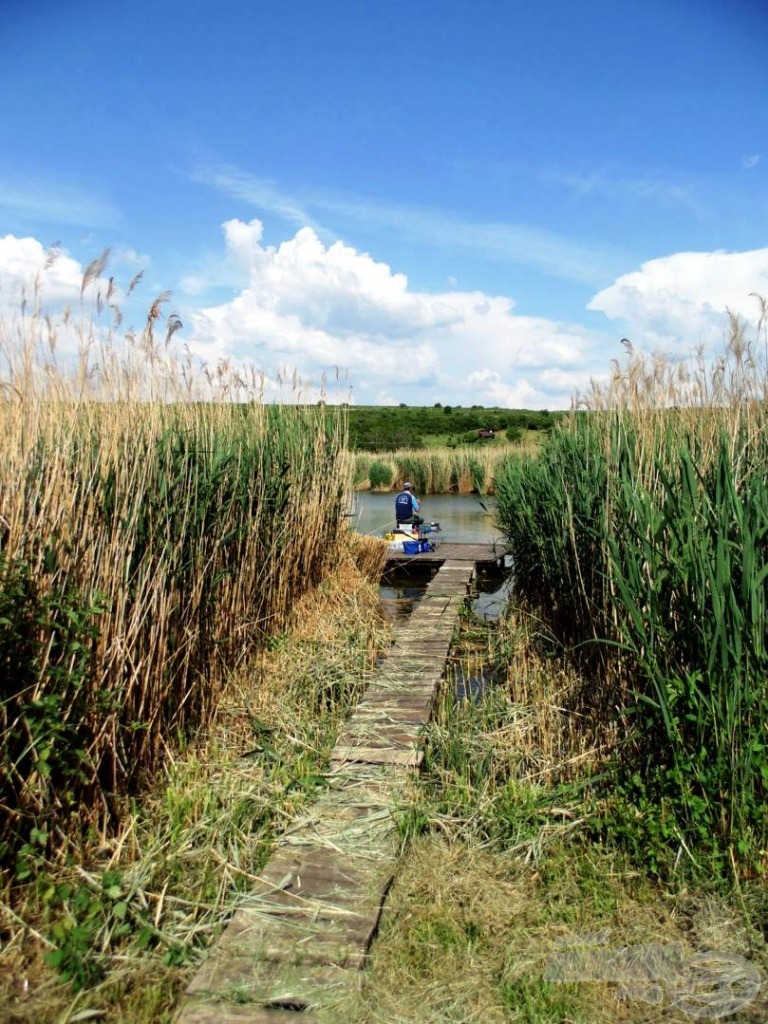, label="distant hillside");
[344,405,560,450]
